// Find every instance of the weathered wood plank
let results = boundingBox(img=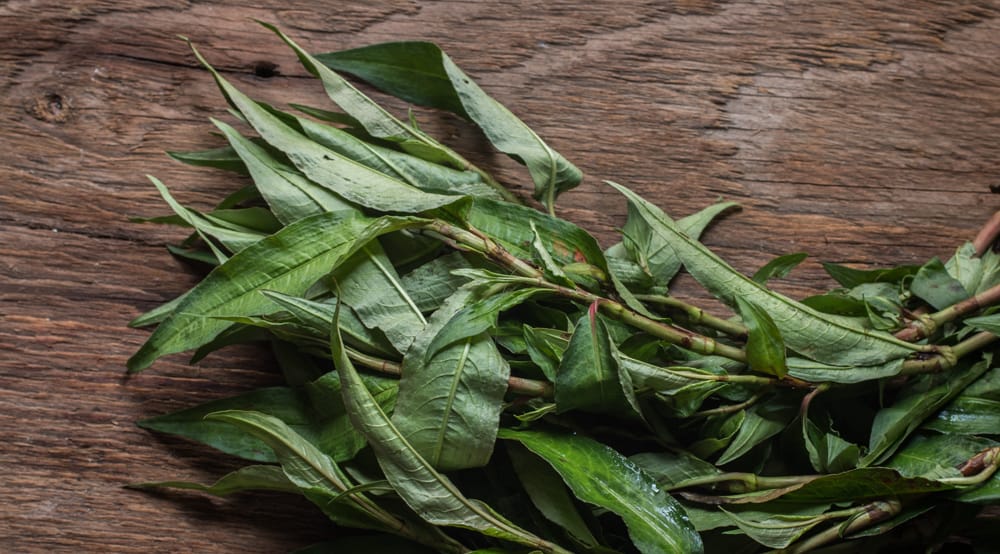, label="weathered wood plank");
[2,1,998,551]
